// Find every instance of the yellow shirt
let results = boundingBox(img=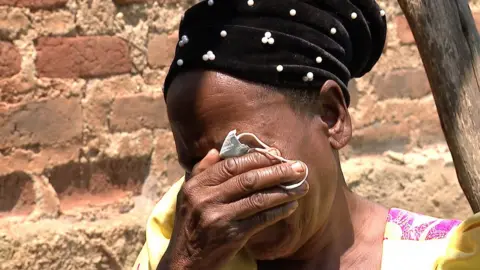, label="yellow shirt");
[133,177,480,270]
